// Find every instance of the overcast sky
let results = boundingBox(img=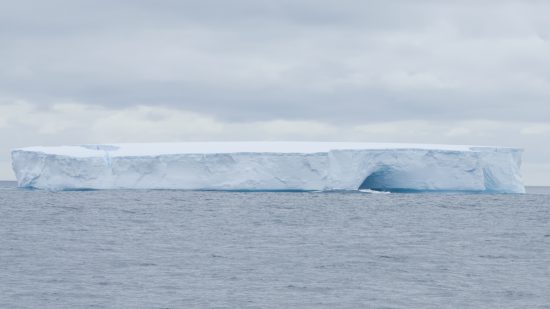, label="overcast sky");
[1,0,549,184]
